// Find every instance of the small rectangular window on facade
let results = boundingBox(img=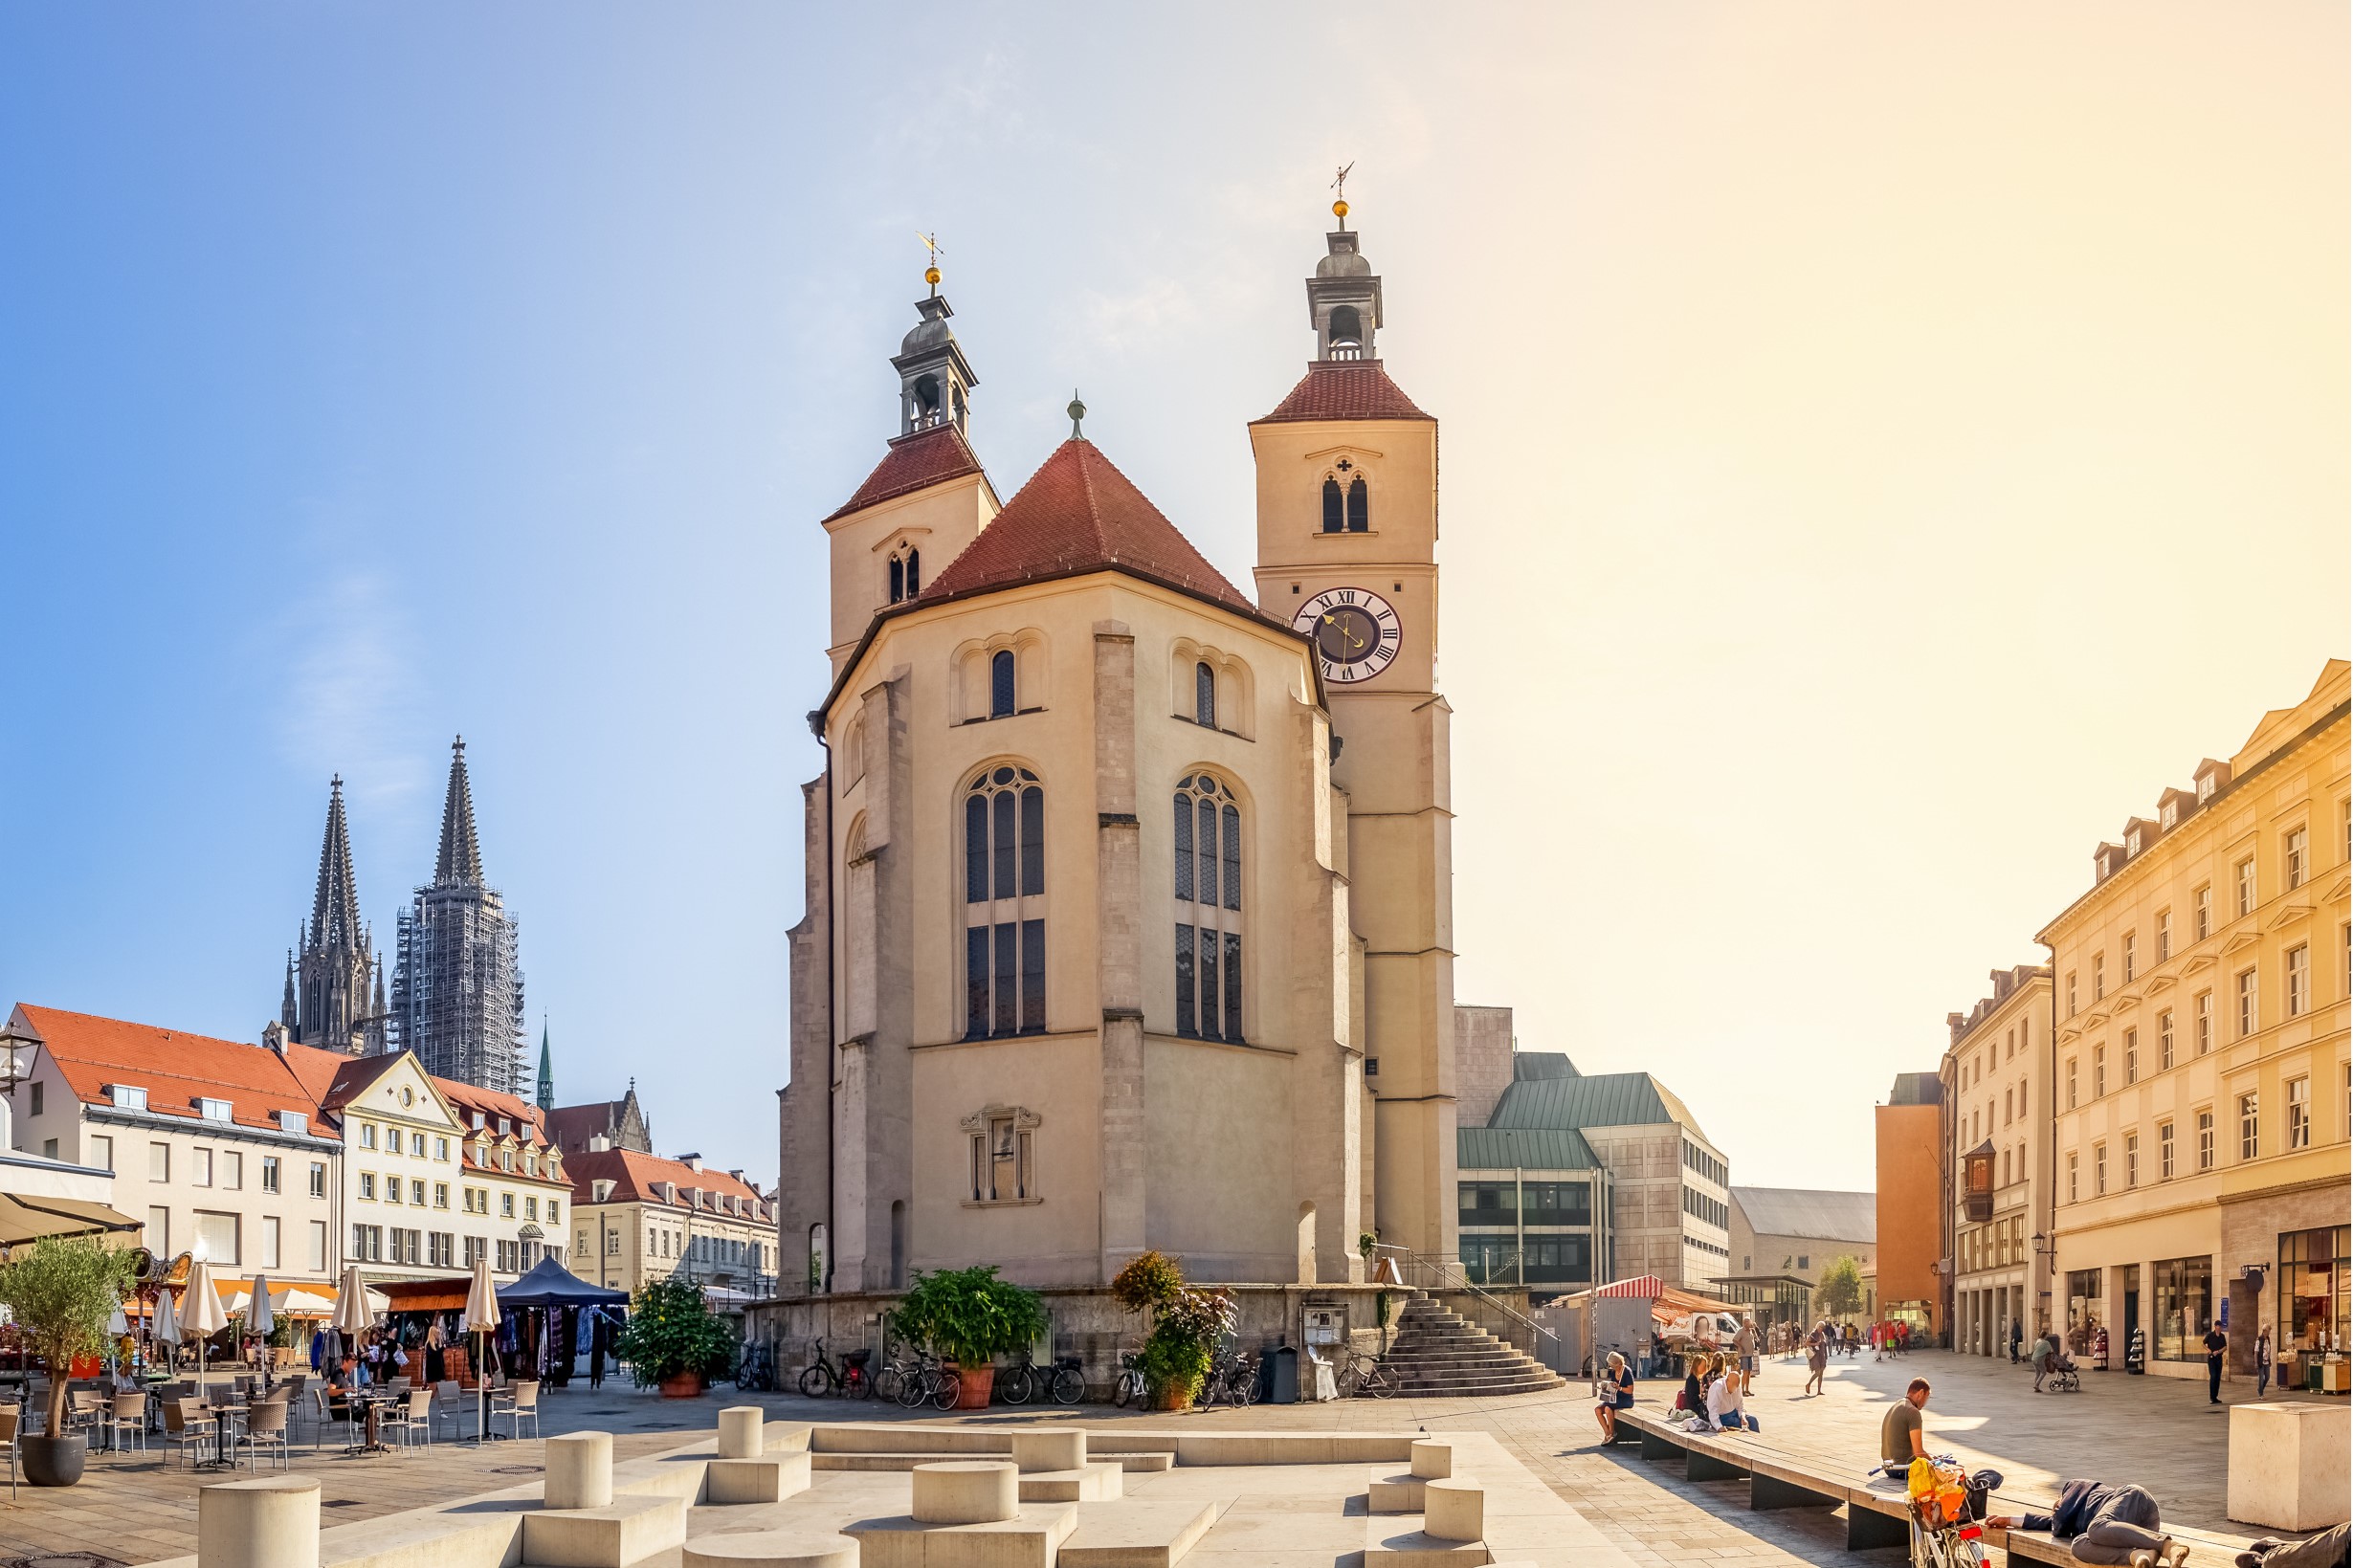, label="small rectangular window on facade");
[2125,1132,2139,1187]
[2286,827,2308,890]
[2196,886,2213,940]
[149,1142,169,1182]
[2124,1030,2138,1085]
[261,1156,279,1194]
[192,1148,212,1187]
[2197,992,2213,1054]
[2287,944,2310,1018]
[2238,1093,2259,1160]
[2237,858,2257,917]
[2067,1059,2077,1108]
[2095,1046,2106,1098]
[2287,1076,2311,1149]
[89,1135,113,1172]
[2160,1121,2174,1180]
[2159,1011,2174,1071]
[2094,1142,2106,1194]
[2157,910,2172,961]
[2198,1110,2214,1170]
[2123,934,2137,983]
[309,1161,327,1198]
[2238,968,2260,1037]
[307,1220,327,1272]
[2066,1152,2078,1202]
